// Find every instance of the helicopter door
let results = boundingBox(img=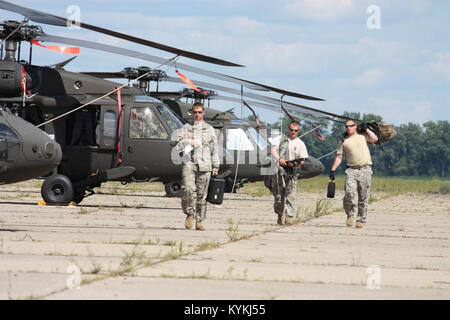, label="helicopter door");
[121,105,176,180]
[97,107,117,150]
